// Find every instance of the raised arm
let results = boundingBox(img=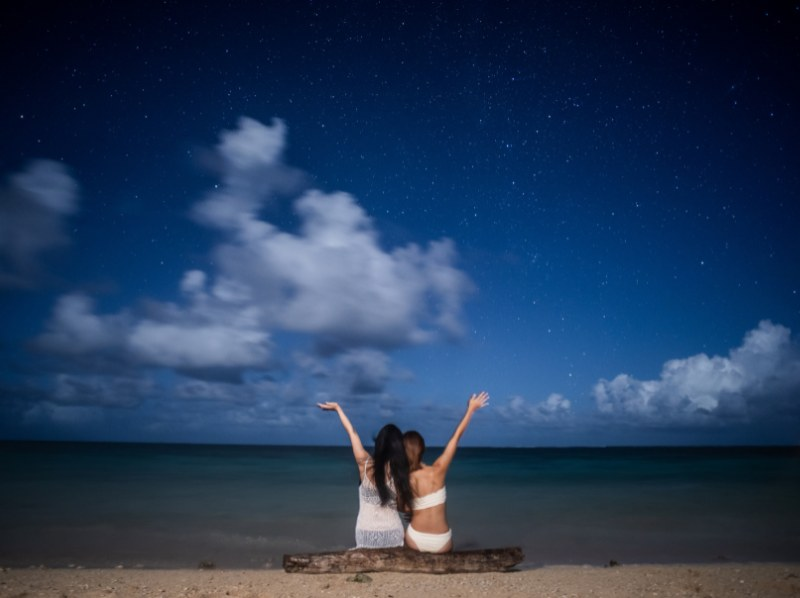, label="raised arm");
[433,391,489,473]
[317,402,370,467]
